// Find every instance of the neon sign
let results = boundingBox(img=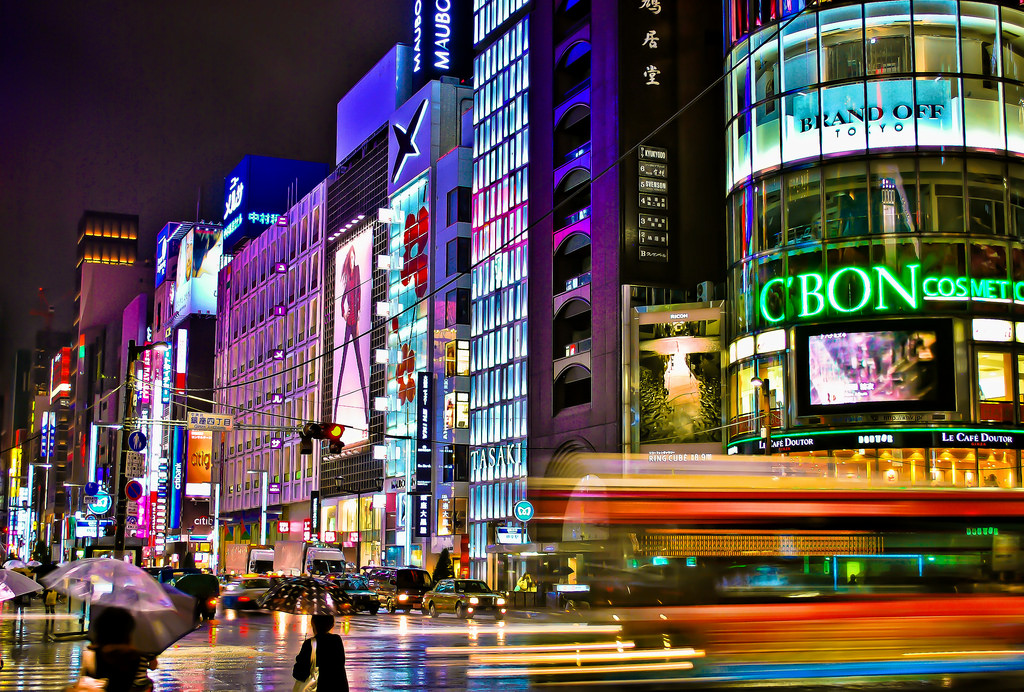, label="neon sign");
[760,263,1024,323]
